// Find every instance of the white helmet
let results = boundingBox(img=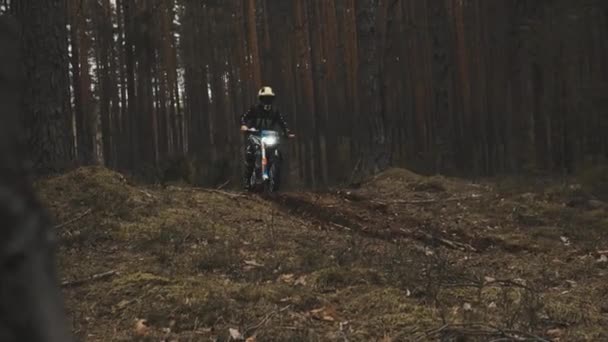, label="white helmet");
[258,86,275,110]
[258,86,275,98]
